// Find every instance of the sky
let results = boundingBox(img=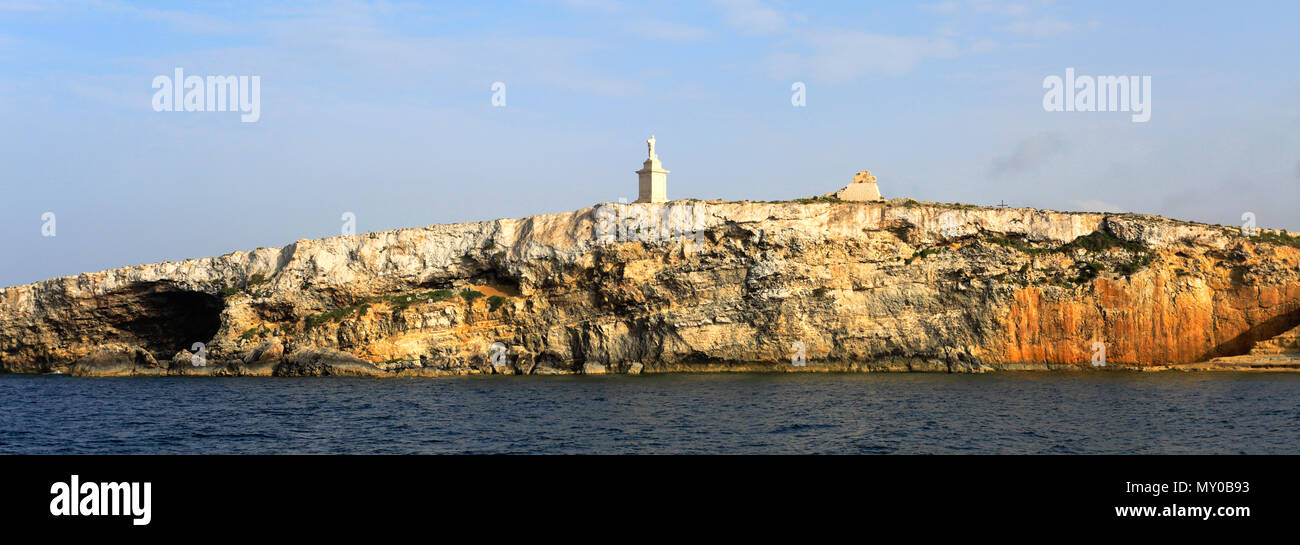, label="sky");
[1,0,1297,287]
